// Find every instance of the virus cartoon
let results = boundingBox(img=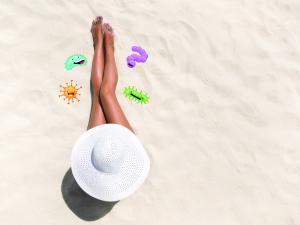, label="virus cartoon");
[65,54,88,70]
[126,46,148,68]
[59,80,82,104]
[123,86,149,104]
